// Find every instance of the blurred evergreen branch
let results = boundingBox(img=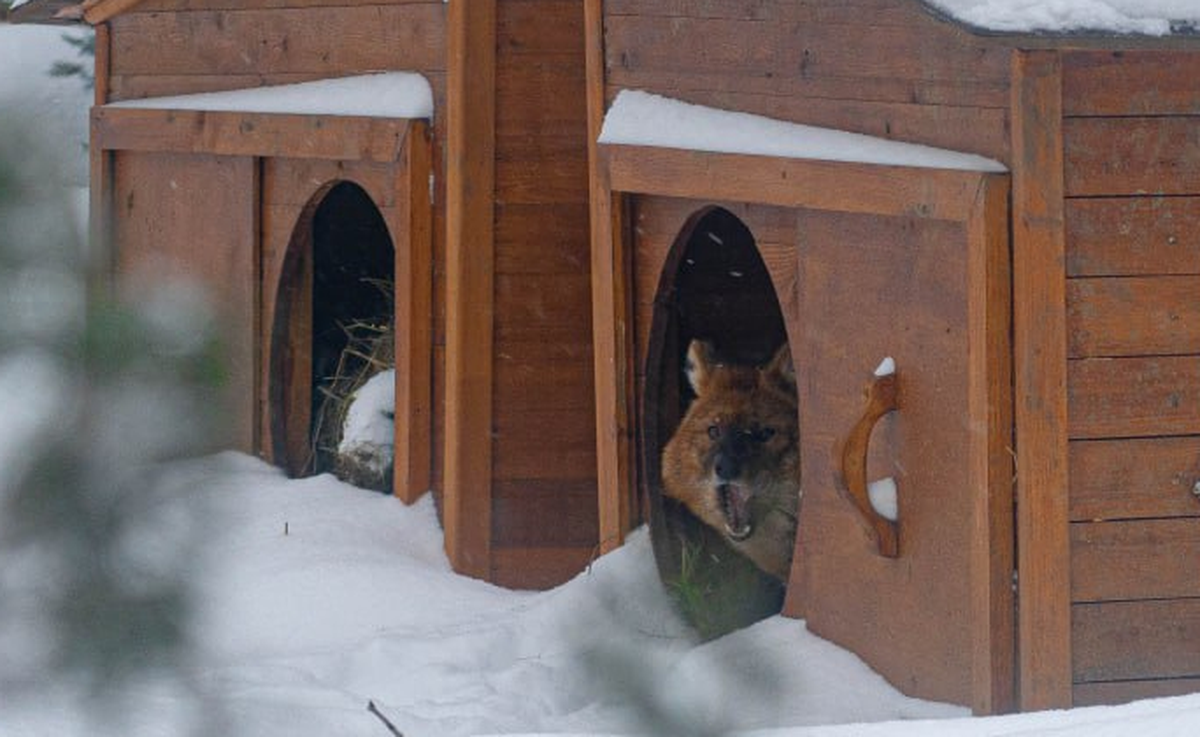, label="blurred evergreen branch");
[0,121,228,731]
